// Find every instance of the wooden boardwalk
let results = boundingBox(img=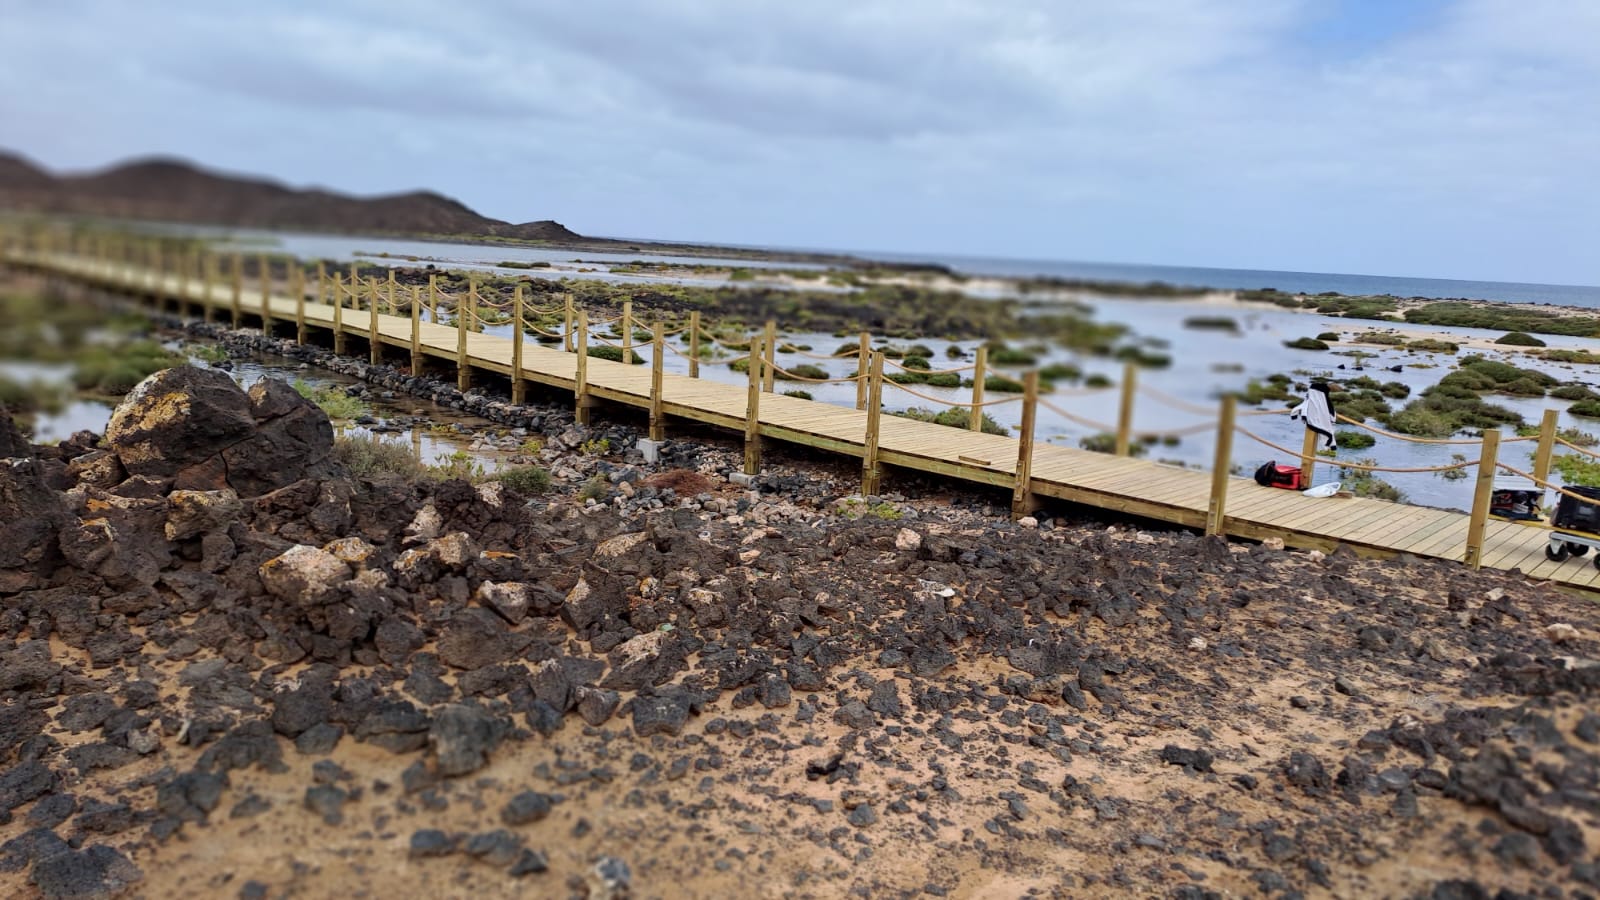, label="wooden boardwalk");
[15,250,1600,593]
